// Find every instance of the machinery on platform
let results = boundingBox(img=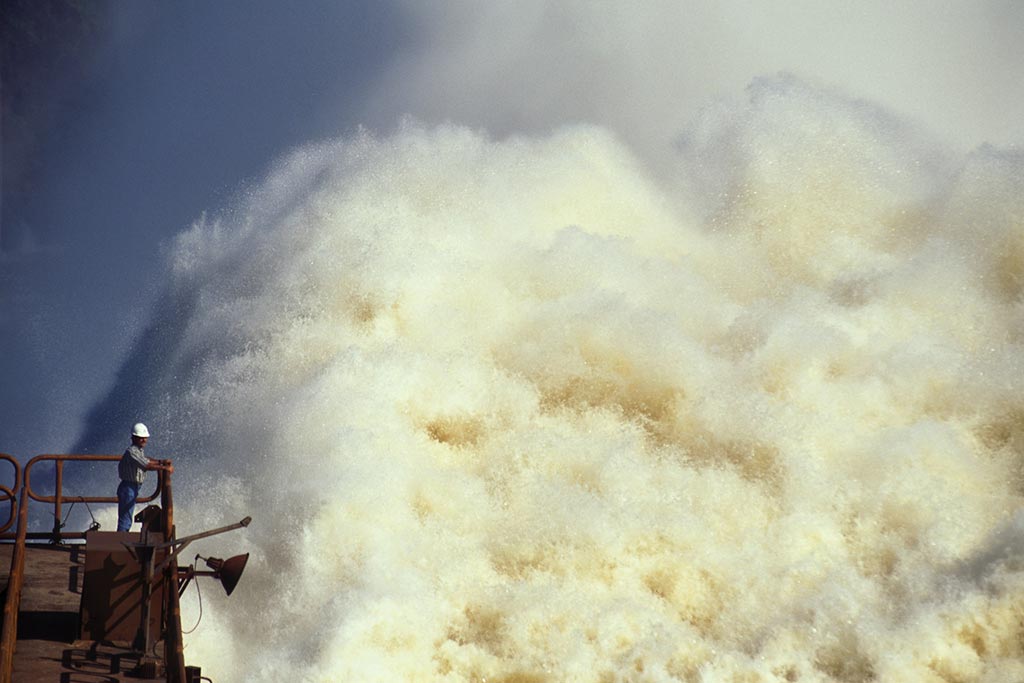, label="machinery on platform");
[0,453,253,683]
